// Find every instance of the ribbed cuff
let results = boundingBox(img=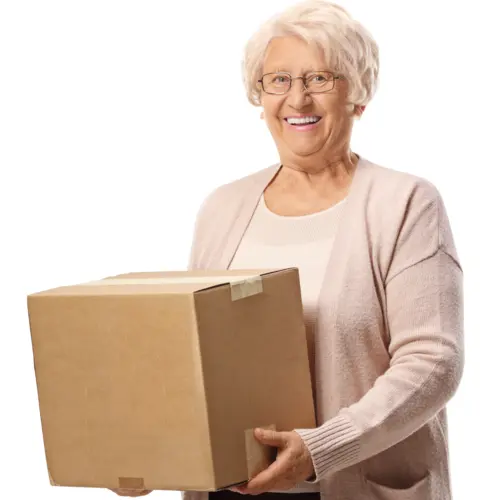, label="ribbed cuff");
[295,413,361,482]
